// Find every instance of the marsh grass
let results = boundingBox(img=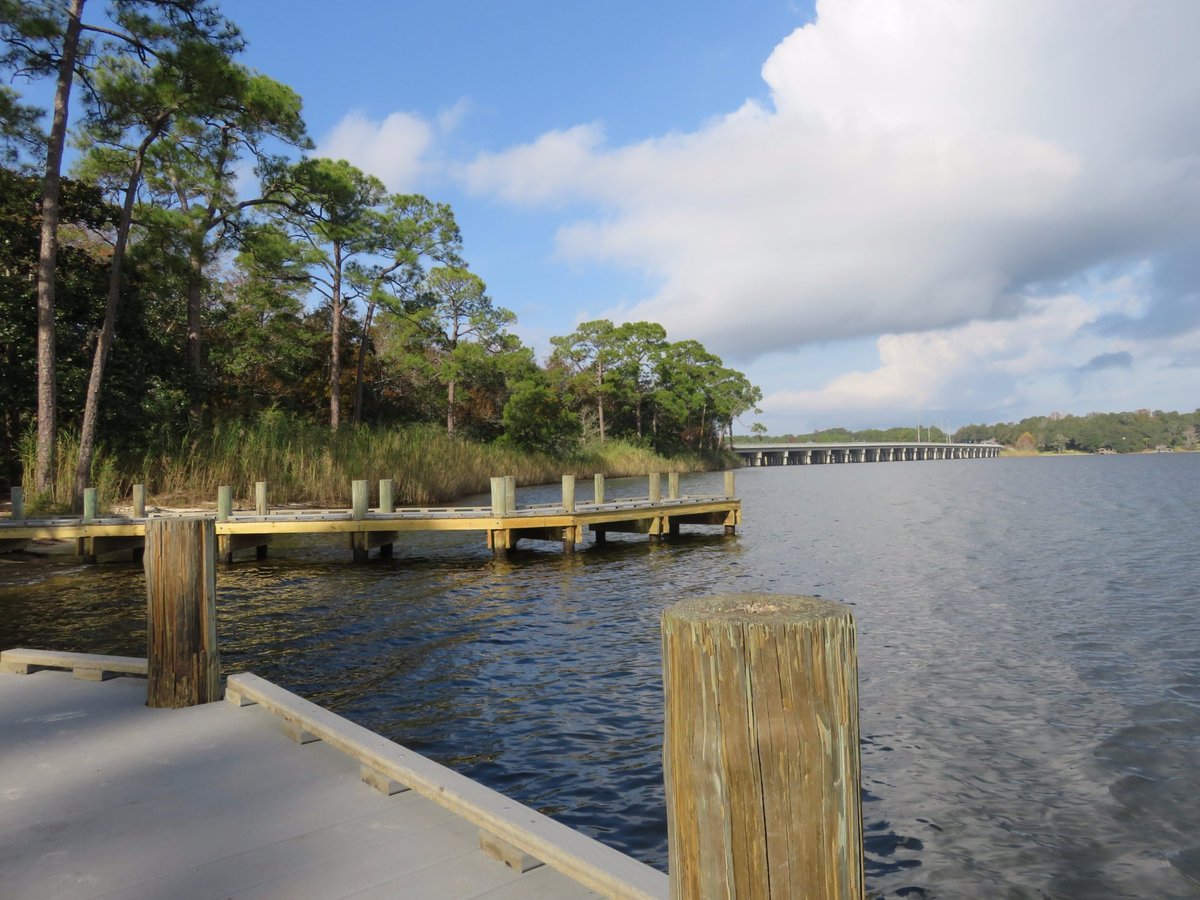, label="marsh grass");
[124,412,718,509]
[18,428,121,515]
